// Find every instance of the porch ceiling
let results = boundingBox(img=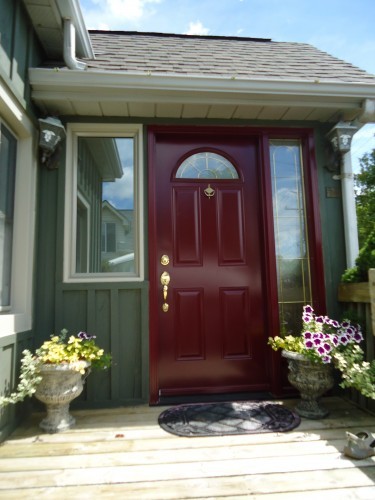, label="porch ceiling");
[29,68,375,122]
